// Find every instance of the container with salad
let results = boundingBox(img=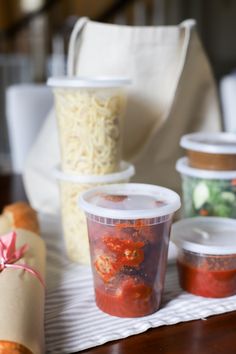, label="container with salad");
[176,157,236,218]
[79,183,180,317]
[171,217,236,298]
[180,132,236,171]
